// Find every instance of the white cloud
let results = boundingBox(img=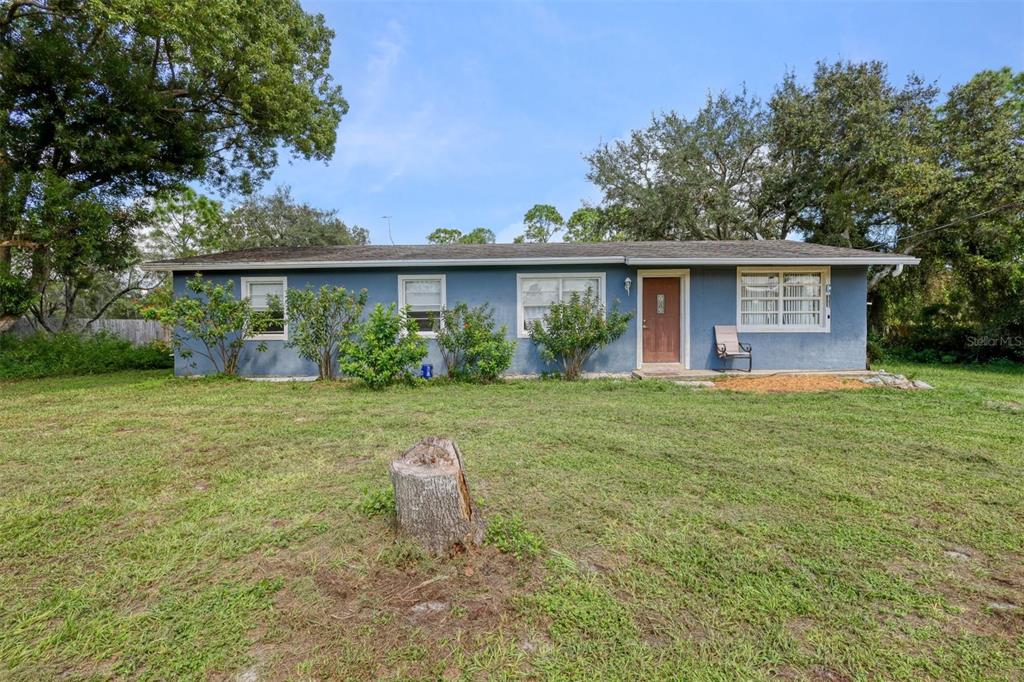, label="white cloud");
[329,21,486,192]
